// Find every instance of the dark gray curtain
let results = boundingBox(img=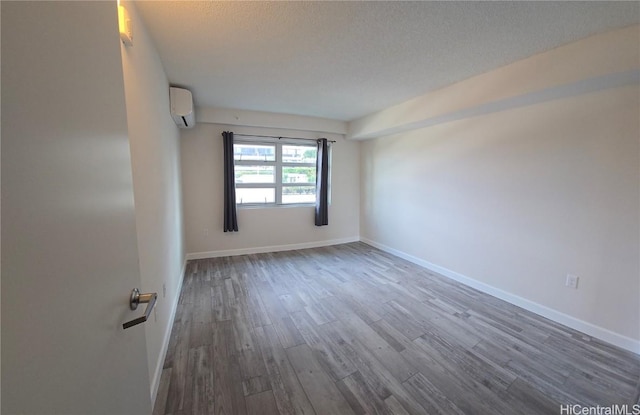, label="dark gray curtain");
[223,131,238,232]
[315,138,329,226]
